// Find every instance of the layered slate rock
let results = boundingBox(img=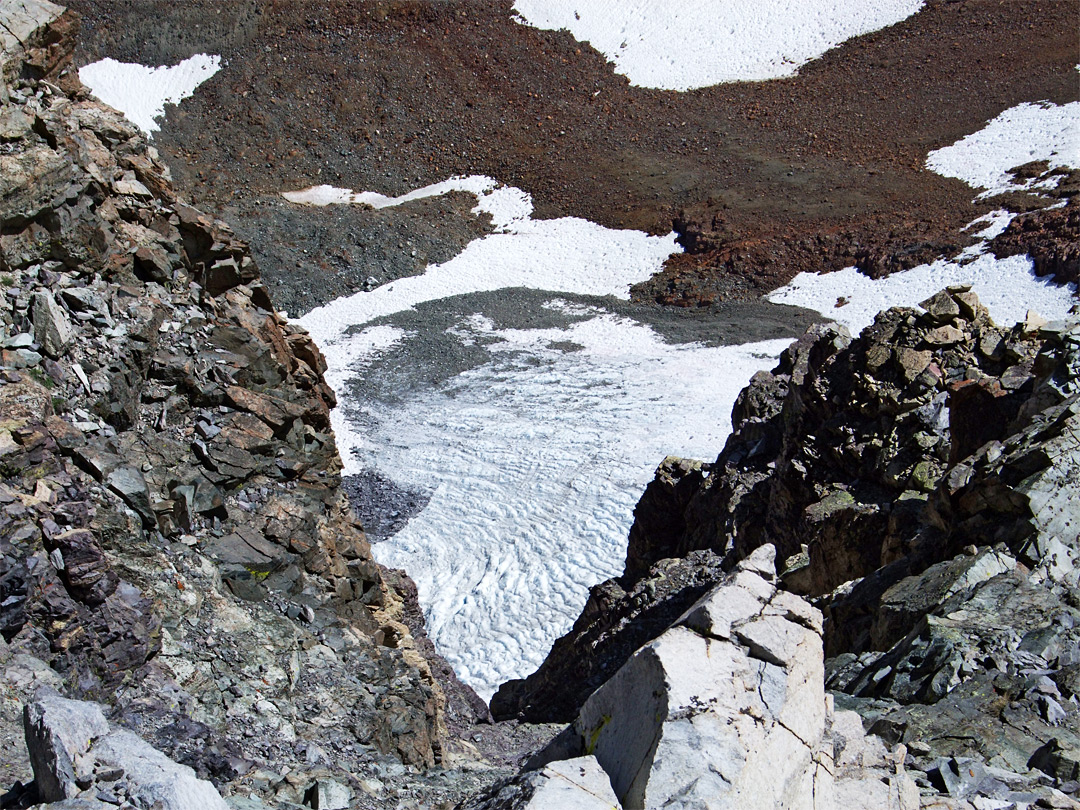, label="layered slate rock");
[0,3,460,803]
